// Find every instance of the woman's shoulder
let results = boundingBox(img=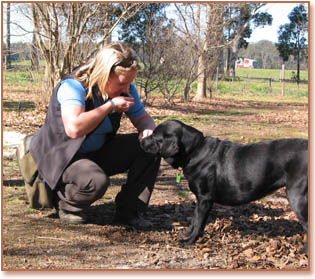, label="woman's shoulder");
[60,78,85,91]
[57,78,86,105]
